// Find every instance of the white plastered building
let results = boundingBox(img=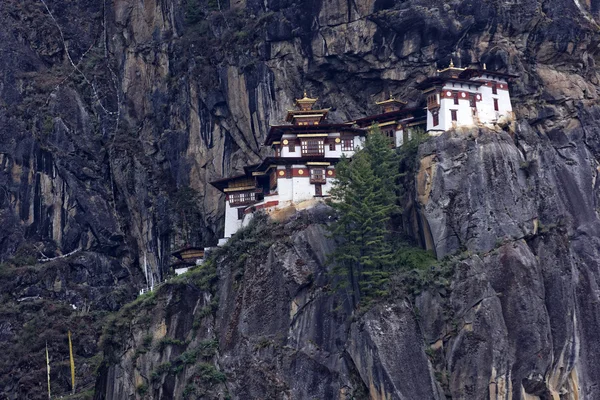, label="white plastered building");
[211,94,367,244]
[418,62,516,133]
[212,65,517,244]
